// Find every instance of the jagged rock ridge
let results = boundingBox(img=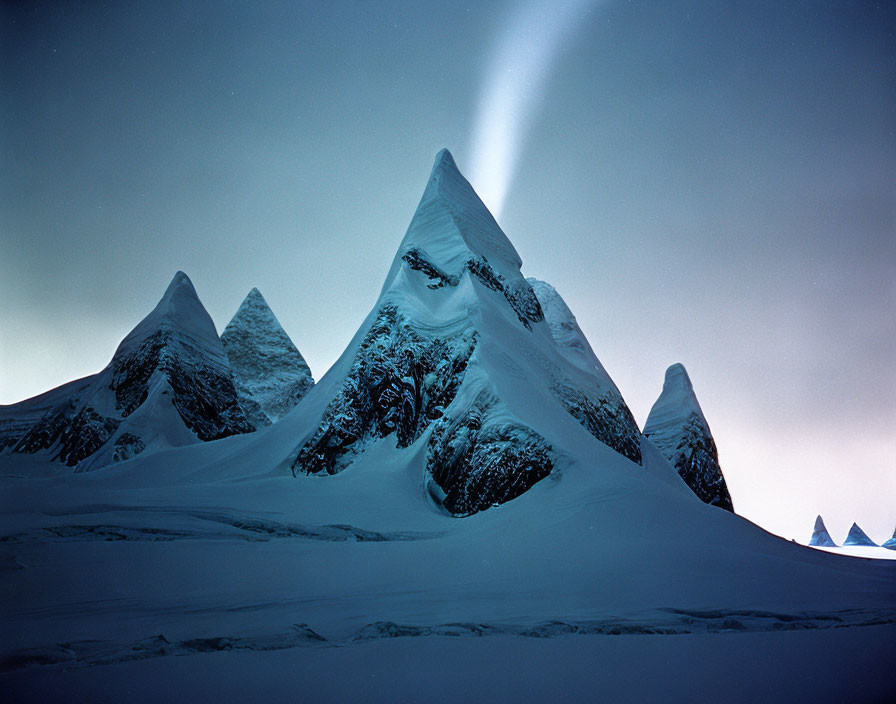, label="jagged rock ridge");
[643,364,733,512]
[221,288,314,427]
[4,272,253,470]
[808,515,837,547]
